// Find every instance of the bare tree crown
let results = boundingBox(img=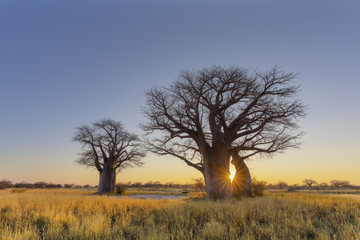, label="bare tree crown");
[74,119,145,173]
[141,66,306,172]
